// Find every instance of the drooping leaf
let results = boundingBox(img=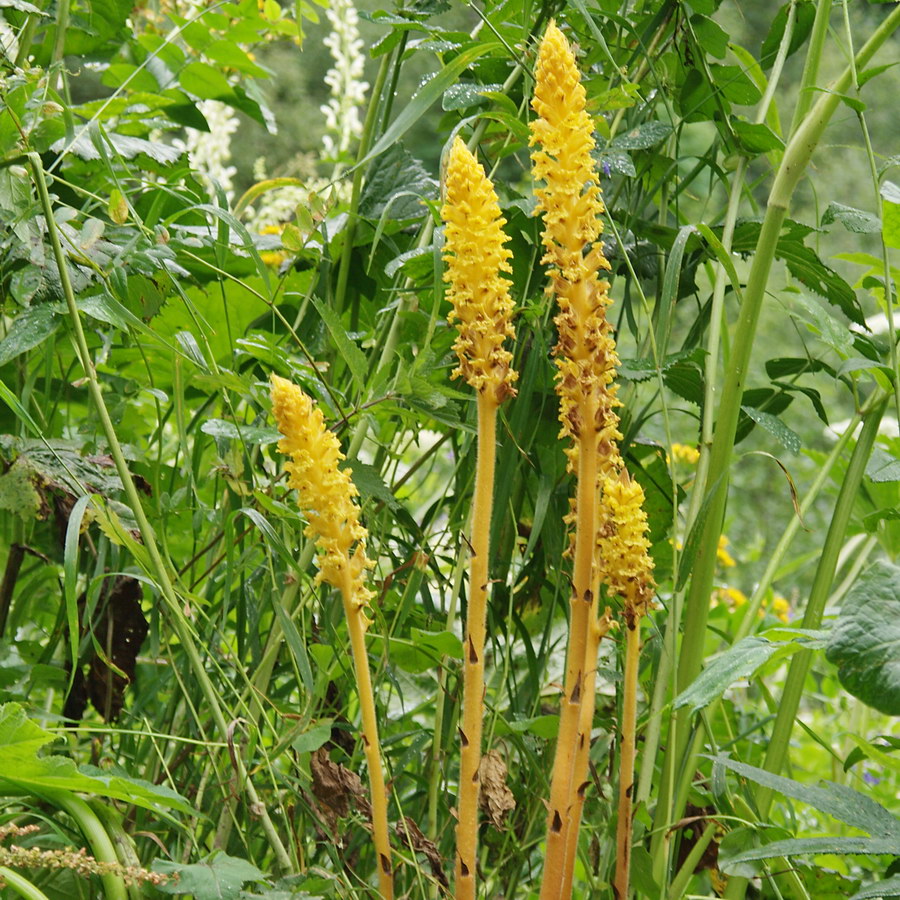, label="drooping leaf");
[0,703,190,811]
[675,632,825,712]
[711,756,900,840]
[825,561,900,716]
